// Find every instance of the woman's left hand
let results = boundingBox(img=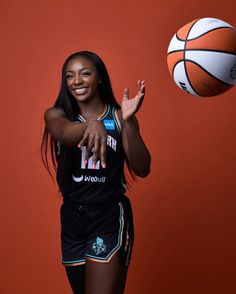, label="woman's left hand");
[121,80,145,120]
